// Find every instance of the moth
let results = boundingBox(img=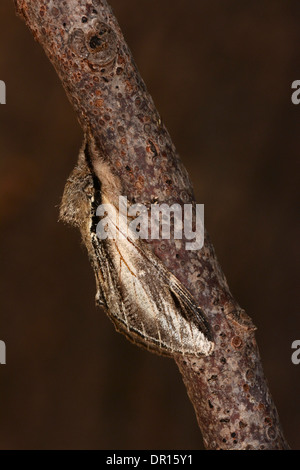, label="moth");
[59,135,214,357]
